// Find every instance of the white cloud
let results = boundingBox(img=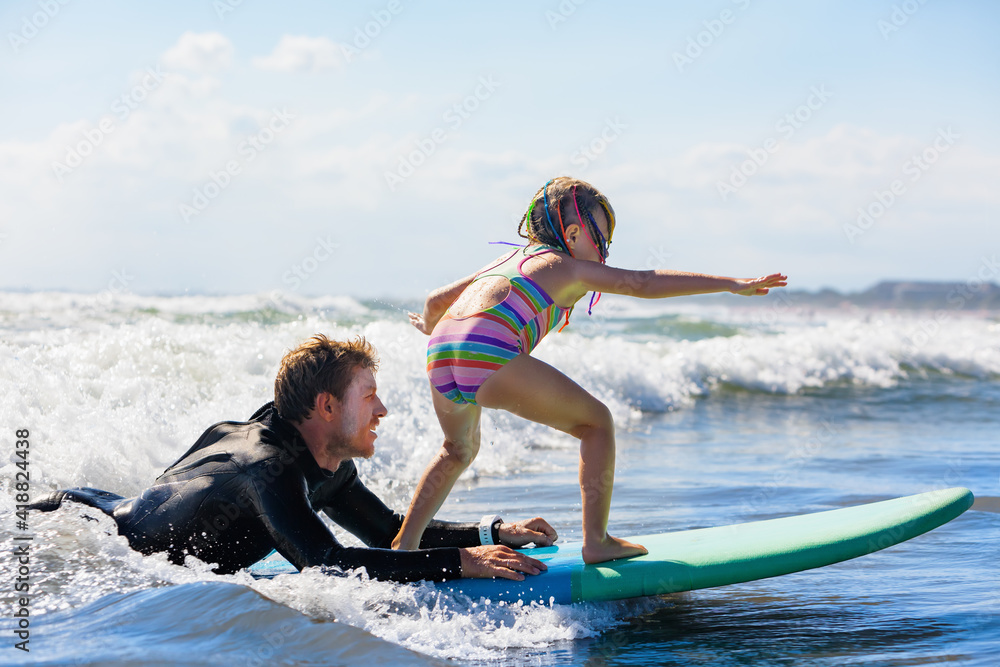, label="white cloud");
[252,36,344,73]
[161,32,234,72]
[2,57,996,299]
